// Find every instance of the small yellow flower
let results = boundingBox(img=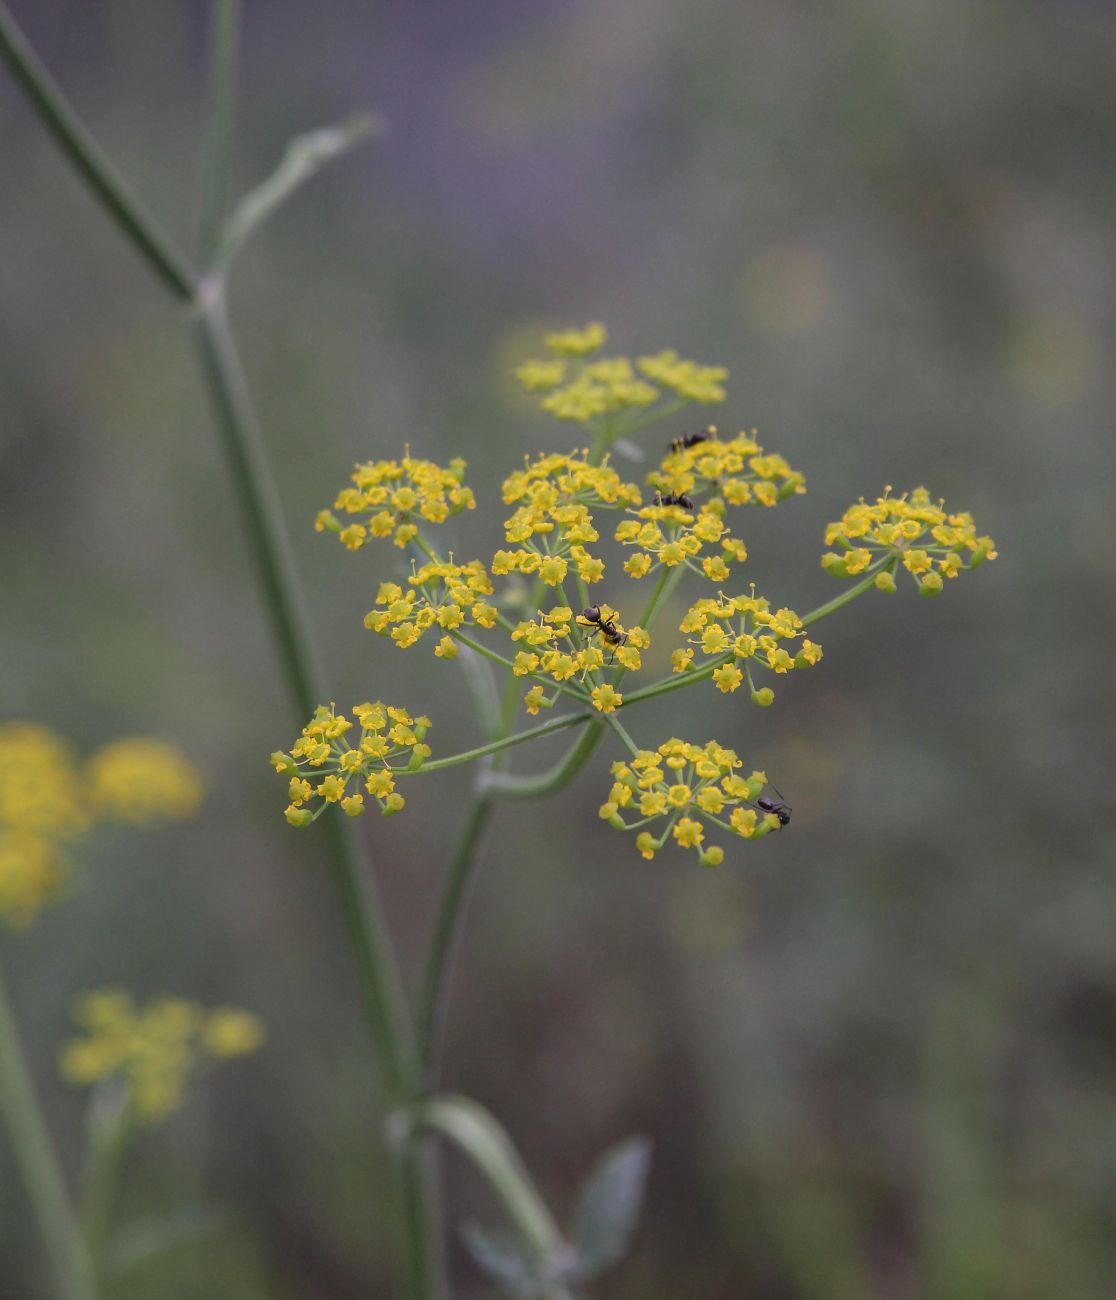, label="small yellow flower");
[591,684,623,714]
[713,664,743,693]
